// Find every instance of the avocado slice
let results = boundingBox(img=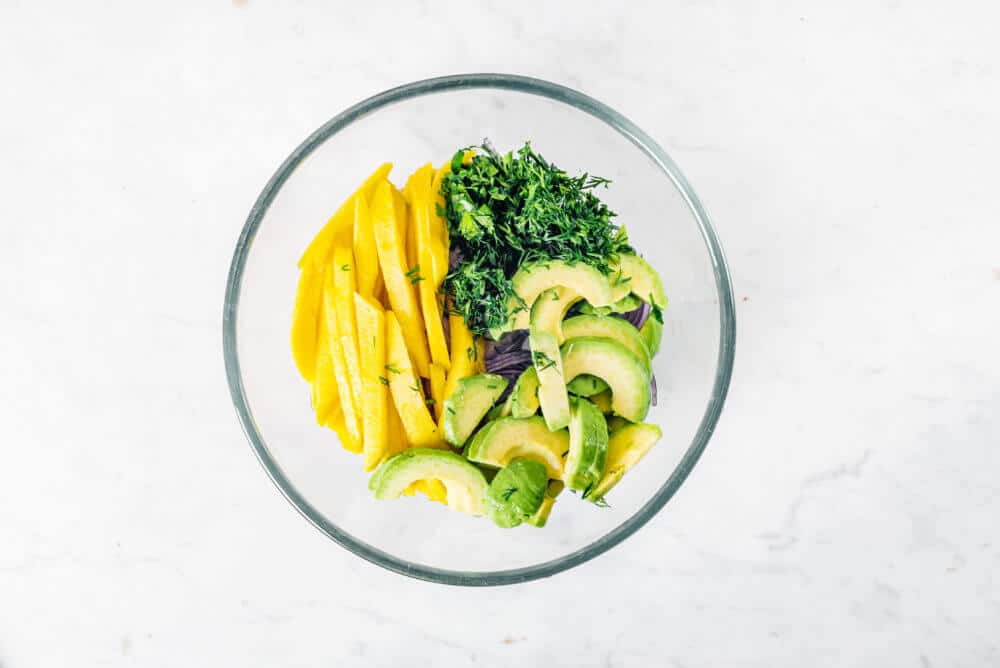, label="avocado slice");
[465,416,569,480]
[442,373,509,447]
[612,254,667,312]
[485,458,549,528]
[525,480,564,528]
[526,286,582,343]
[566,374,609,397]
[530,330,570,431]
[491,260,615,338]
[585,423,662,502]
[562,314,651,370]
[640,316,663,357]
[578,294,642,317]
[368,448,488,515]
[564,398,609,492]
[509,366,540,418]
[560,337,651,423]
